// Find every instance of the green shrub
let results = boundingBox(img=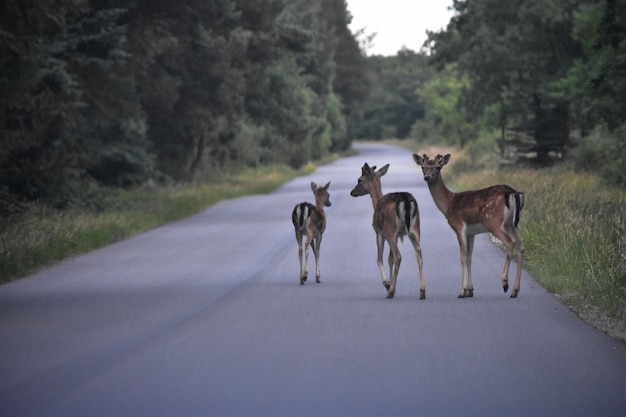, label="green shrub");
[569,126,626,187]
